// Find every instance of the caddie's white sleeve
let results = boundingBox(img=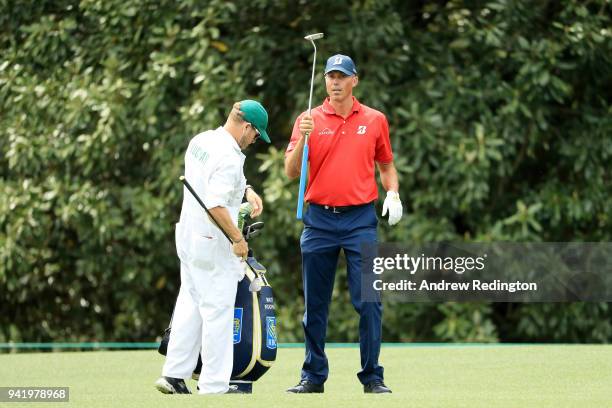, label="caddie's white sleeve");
[202,159,240,209]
